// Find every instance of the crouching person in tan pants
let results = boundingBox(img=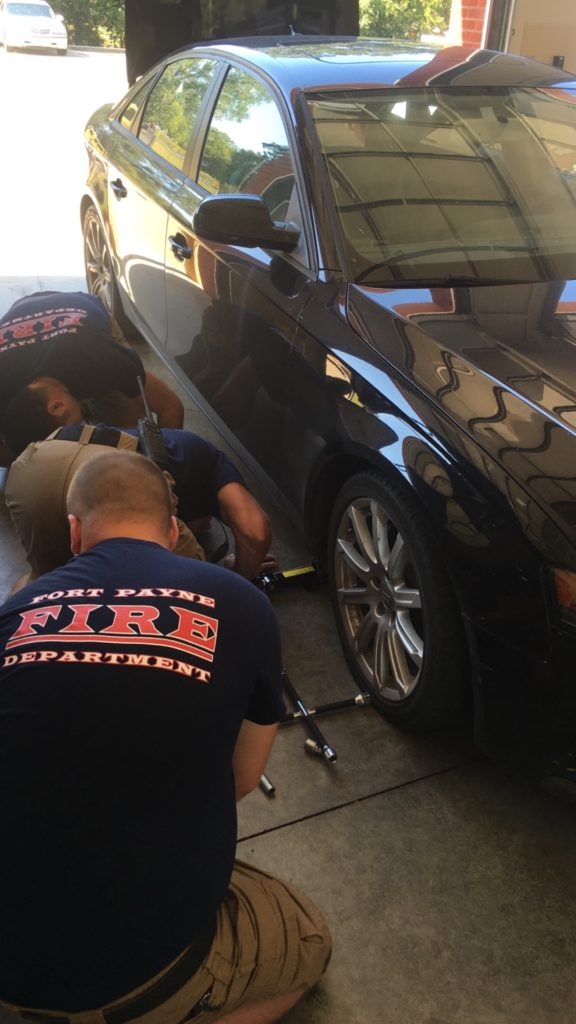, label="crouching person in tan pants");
[0,451,331,1024]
